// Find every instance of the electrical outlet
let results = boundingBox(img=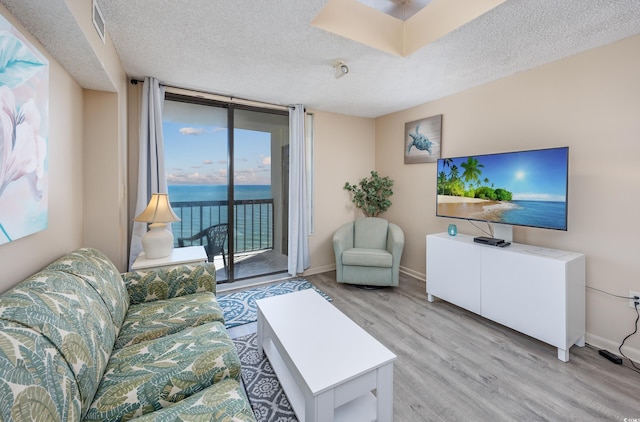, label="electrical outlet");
[630,290,640,309]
